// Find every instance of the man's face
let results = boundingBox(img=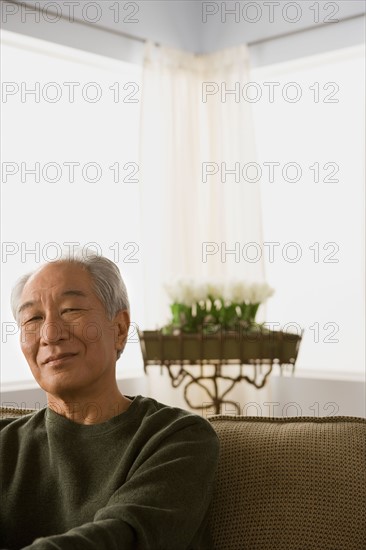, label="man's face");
[18,262,129,399]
